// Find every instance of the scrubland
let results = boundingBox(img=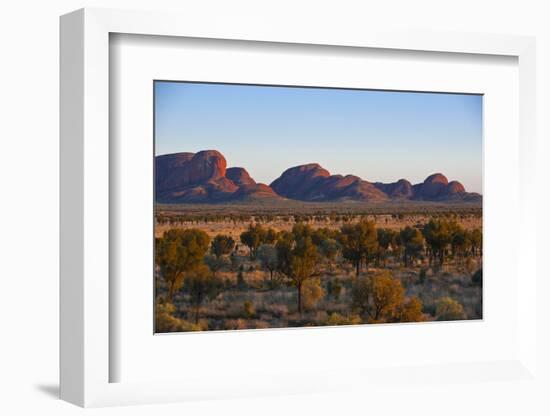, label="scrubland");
[155,204,482,332]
